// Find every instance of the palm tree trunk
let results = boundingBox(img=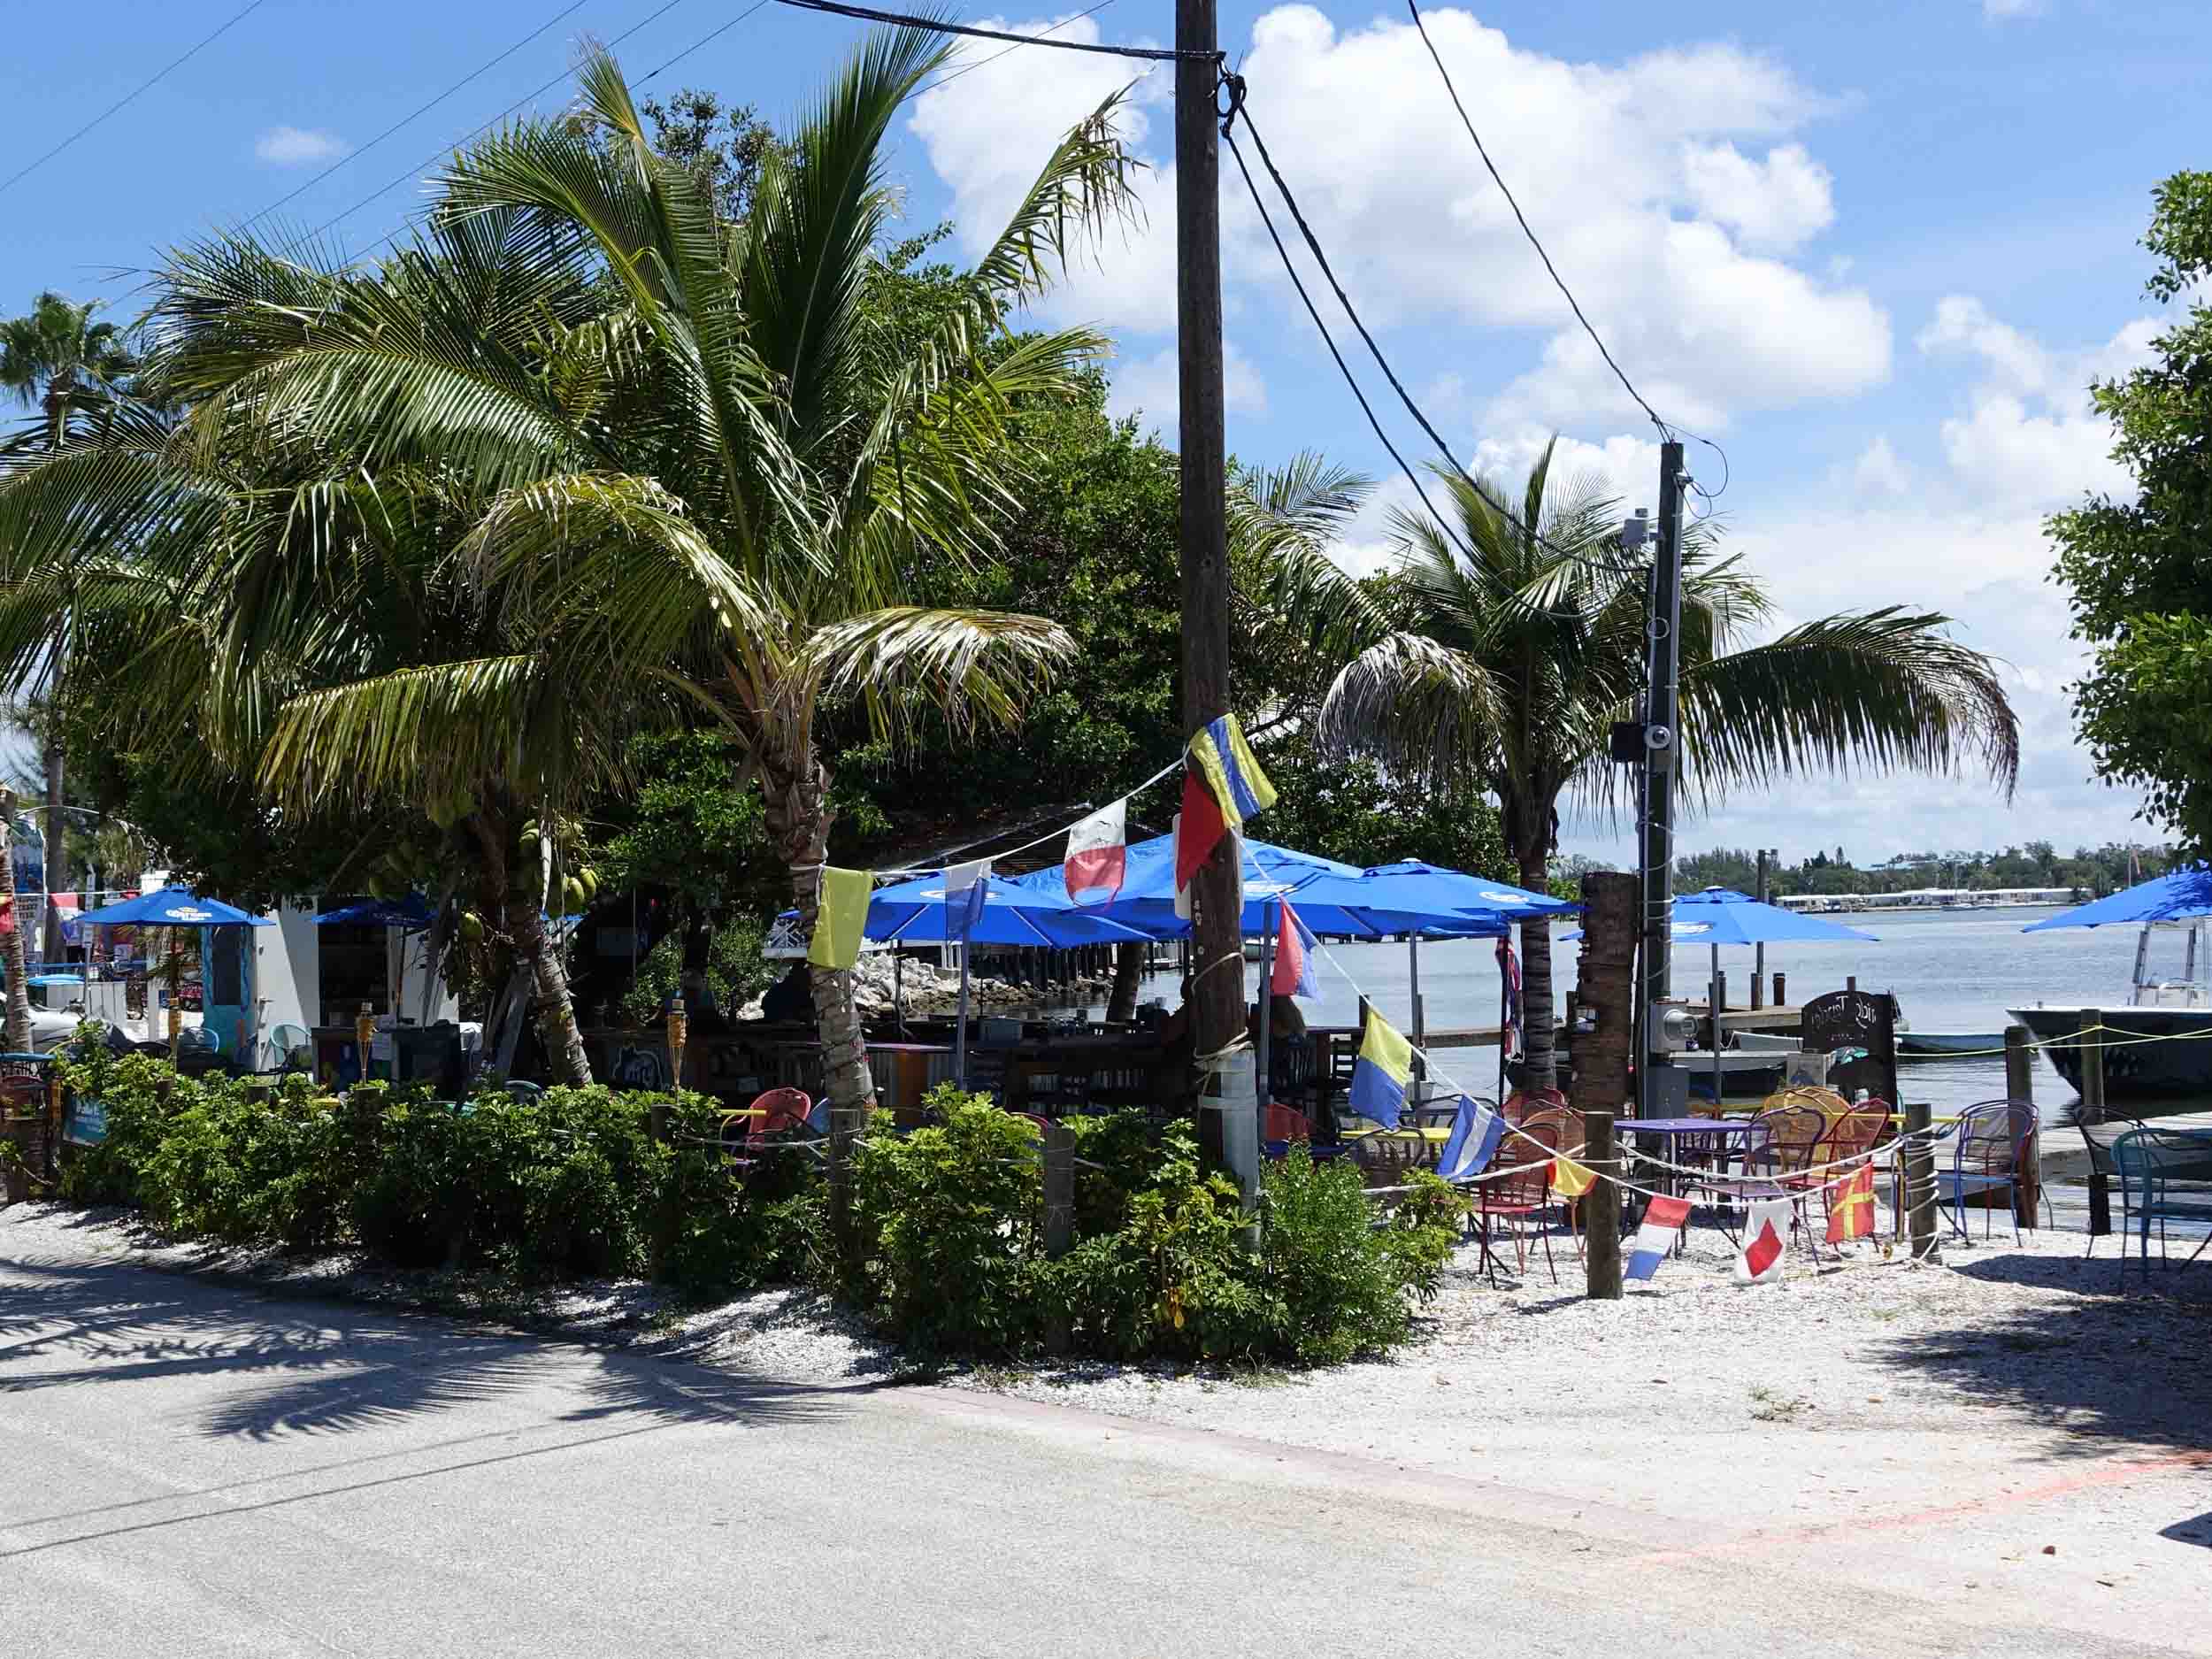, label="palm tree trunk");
[1106,941,1146,1023]
[759,745,877,1120]
[508,899,592,1087]
[0,794,31,1053]
[41,721,65,964]
[1517,849,1558,1094]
